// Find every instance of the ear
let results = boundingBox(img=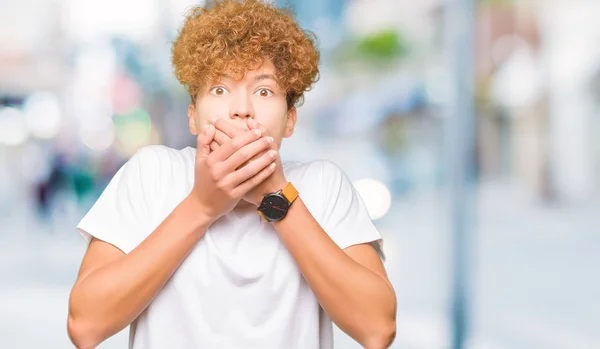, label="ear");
[283,107,297,138]
[188,103,198,135]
